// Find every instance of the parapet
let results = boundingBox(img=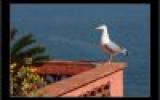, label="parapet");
[32,61,127,97]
